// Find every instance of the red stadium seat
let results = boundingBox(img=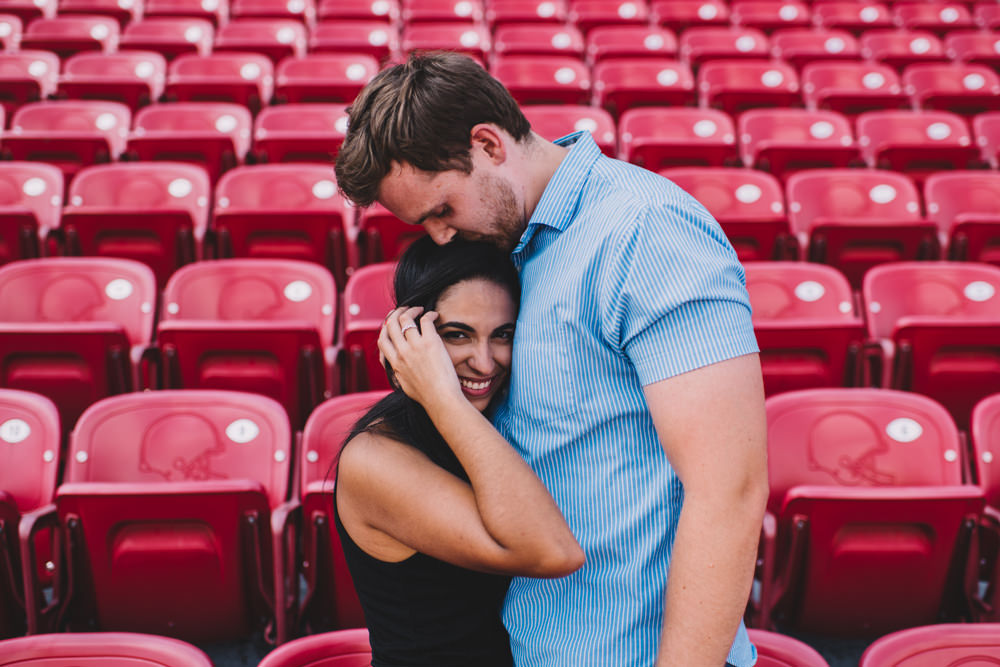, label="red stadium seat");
[585,26,677,63]
[568,0,648,35]
[893,3,974,37]
[274,54,378,104]
[356,203,427,265]
[860,624,1000,666]
[743,262,864,394]
[747,629,830,667]
[903,63,1000,116]
[60,162,211,286]
[0,51,60,118]
[0,0,54,24]
[801,61,906,116]
[864,261,1000,425]
[739,108,857,181]
[296,395,386,634]
[400,23,490,61]
[0,162,63,263]
[972,396,1000,620]
[925,171,1000,264]
[593,58,695,118]
[258,628,372,667]
[253,103,349,164]
[490,55,590,105]
[143,0,229,26]
[58,51,167,113]
[522,104,616,155]
[213,164,350,288]
[753,388,982,634]
[231,0,316,25]
[0,632,214,666]
[317,0,398,23]
[861,30,948,70]
[812,1,893,35]
[680,27,770,67]
[786,169,936,286]
[731,0,811,34]
[660,168,789,261]
[856,110,981,185]
[698,60,800,115]
[20,16,118,60]
[20,391,296,641]
[0,14,22,51]
[975,111,1000,168]
[650,0,729,33]
[119,18,214,61]
[493,24,584,58]
[166,51,273,111]
[127,102,252,183]
[976,2,1000,30]
[486,0,566,28]
[3,100,130,181]
[0,389,59,639]
[341,262,394,392]
[620,107,737,168]
[946,31,1000,71]
[770,29,860,70]
[401,0,482,23]
[308,21,398,61]
[213,18,306,65]
[58,0,142,27]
